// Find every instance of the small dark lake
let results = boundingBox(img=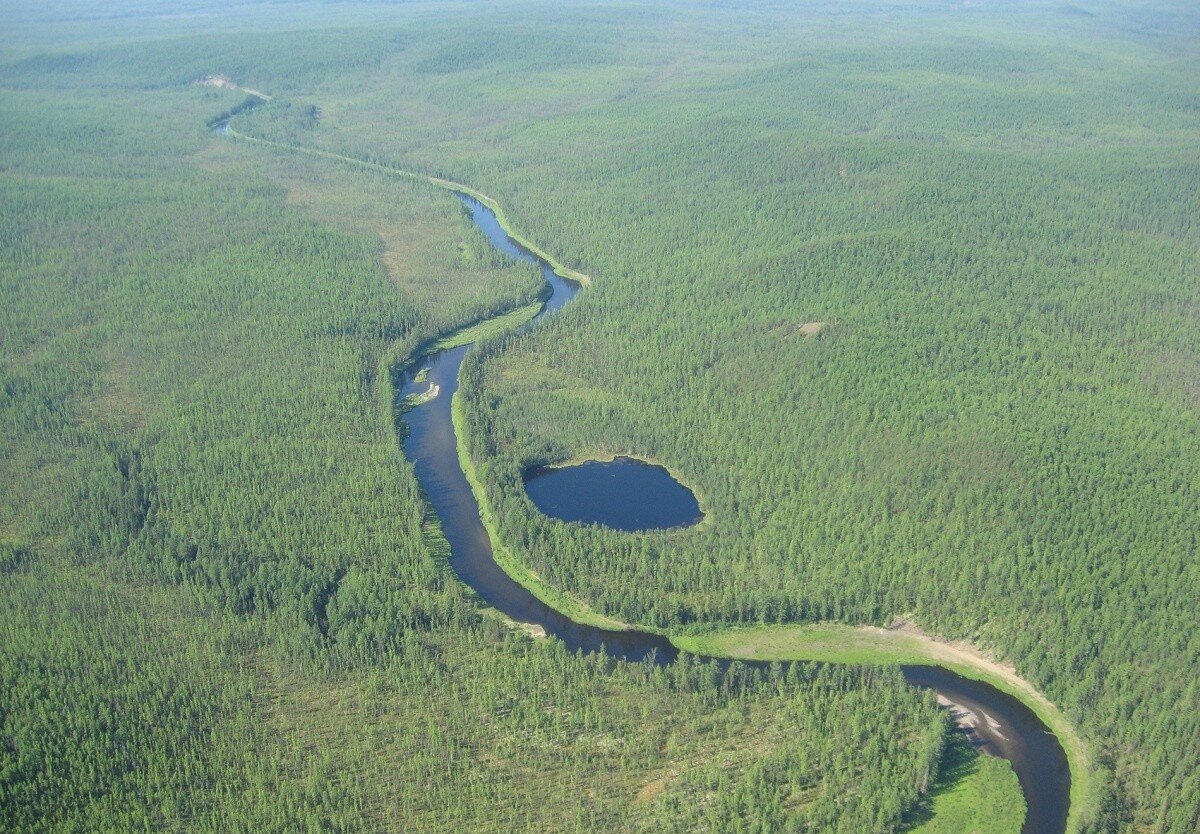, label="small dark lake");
[524,457,703,531]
